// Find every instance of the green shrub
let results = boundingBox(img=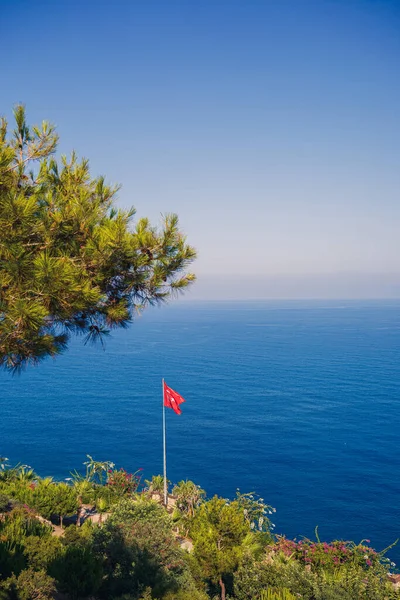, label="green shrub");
[0,540,26,580]
[49,545,103,599]
[0,569,55,600]
[233,556,285,600]
[93,497,192,599]
[61,522,93,549]
[0,507,52,544]
[108,496,173,530]
[22,535,62,570]
[260,590,296,600]
[163,589,209,600]
[0,494,10,513]
[0,481,33,507]
[31,481,77,528]
[137,589,153,600]
[92,522,137,597]
[312,565,400,600]
[15,568,56,600]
